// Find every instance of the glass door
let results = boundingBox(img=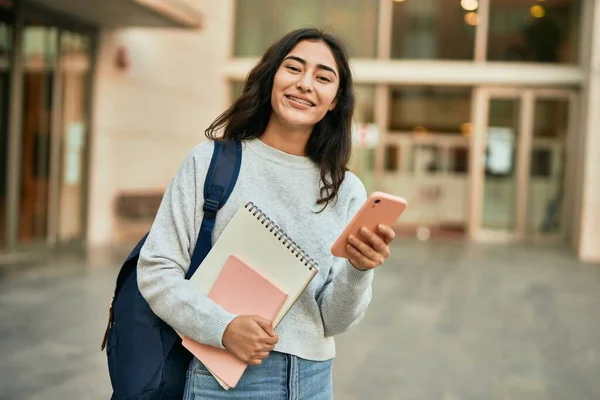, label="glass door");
[470,88,576,242]
[18,19,58,245]
[481,95,522,236]
[1,5,95,253]
[526,92,575,241]
[15,14,93,249]
[51,30,92,246]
